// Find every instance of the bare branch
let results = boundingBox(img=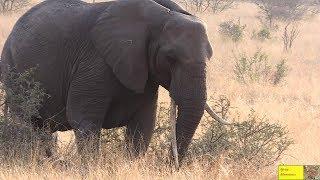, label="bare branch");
[282,22,299,52]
